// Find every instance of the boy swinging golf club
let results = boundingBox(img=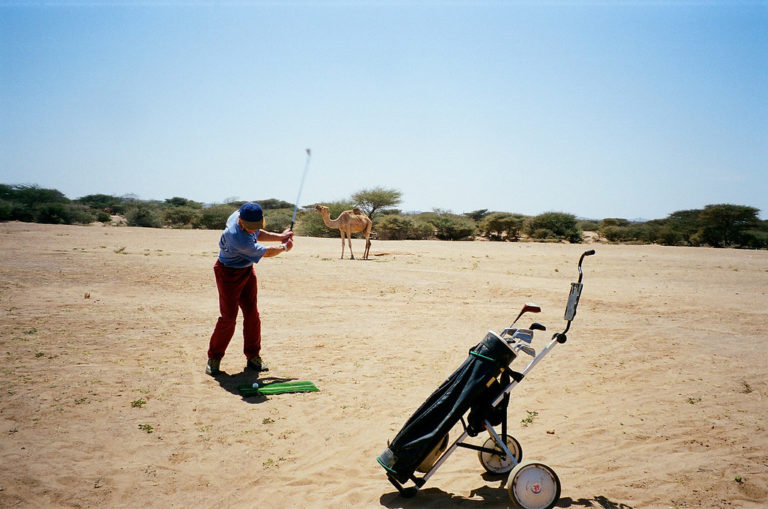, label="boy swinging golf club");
[206,201,294,376]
